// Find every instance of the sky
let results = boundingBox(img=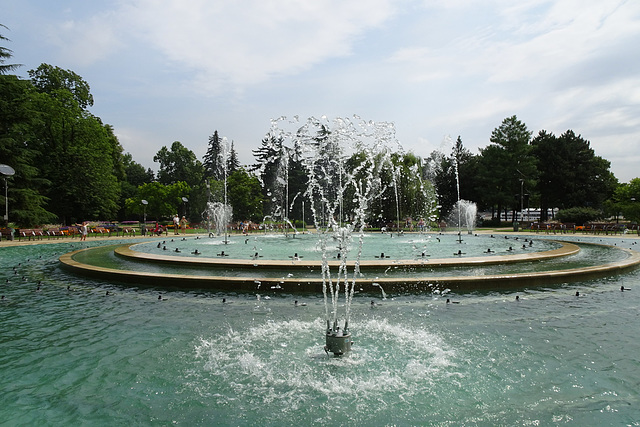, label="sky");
[3,0,640,182]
